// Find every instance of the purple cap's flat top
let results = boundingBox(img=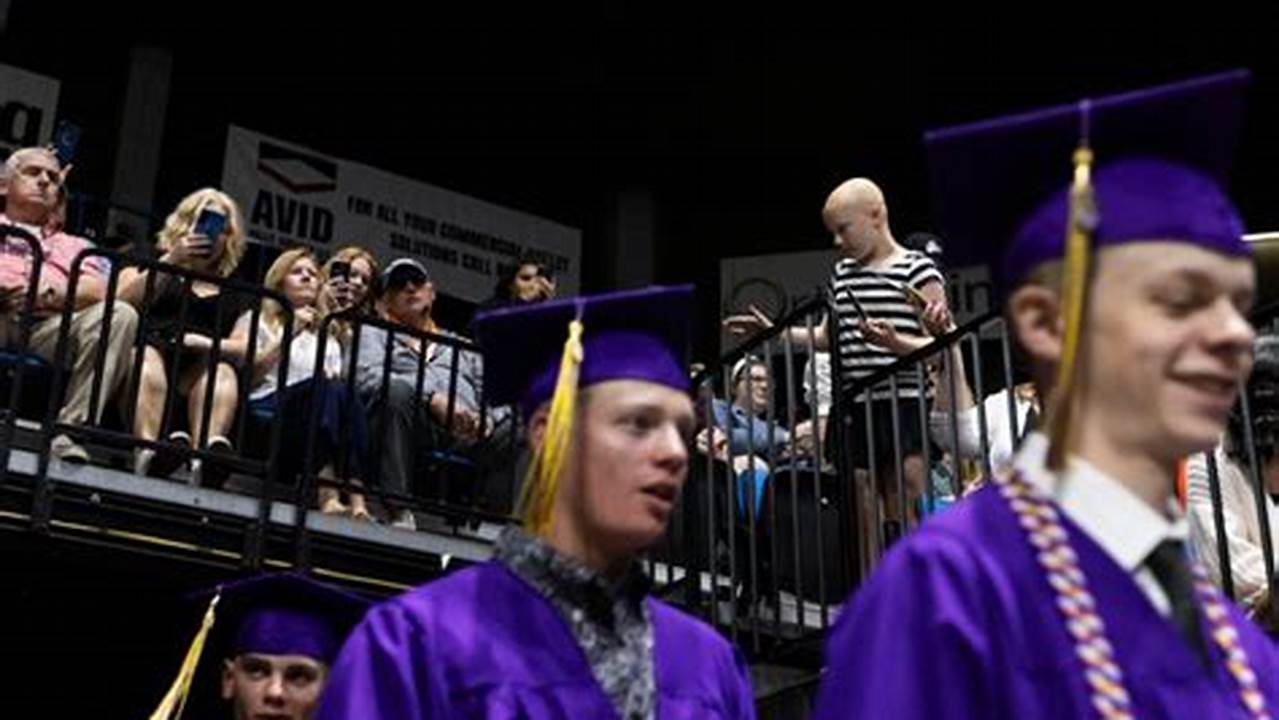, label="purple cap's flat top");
[924,69,1250,287]
[199,572,369,664]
